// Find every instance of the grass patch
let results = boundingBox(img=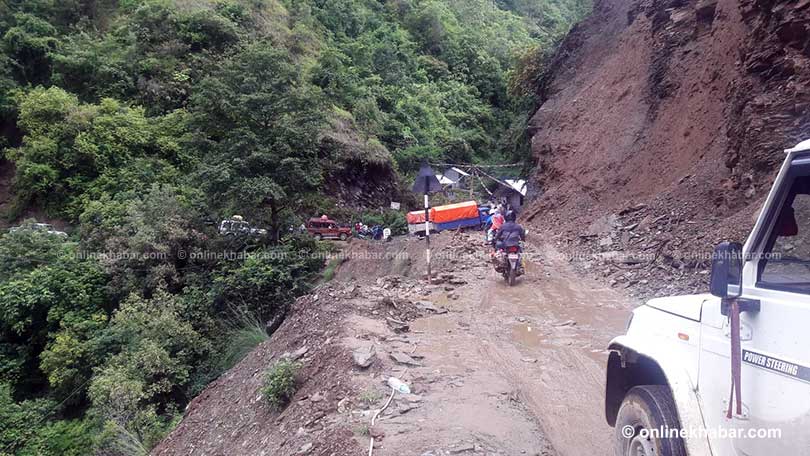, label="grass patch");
[218,308,270,371]
[96,421,149,456]
[358,388,383,407]
[353,424,370,436]
[262,359,301,410]
[319,255,346,284]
